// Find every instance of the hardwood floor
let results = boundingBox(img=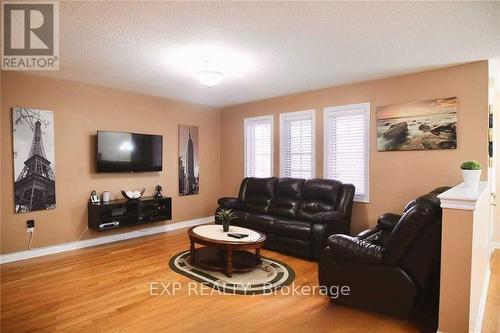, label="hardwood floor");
[1,228,431,333]
[483,250,500,333]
